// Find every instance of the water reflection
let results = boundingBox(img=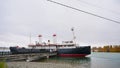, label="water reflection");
[40,57,91,68]
[6,53,120,68]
